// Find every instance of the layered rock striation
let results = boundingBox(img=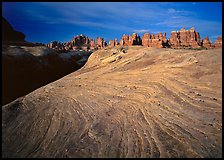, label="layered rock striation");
[2,47,222,158]
[142,32,168,48]
[169,27,202,49]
